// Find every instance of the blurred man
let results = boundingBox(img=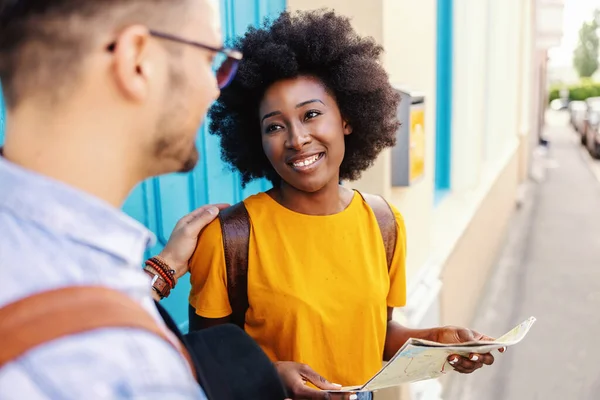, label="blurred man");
[0,0,234,398]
